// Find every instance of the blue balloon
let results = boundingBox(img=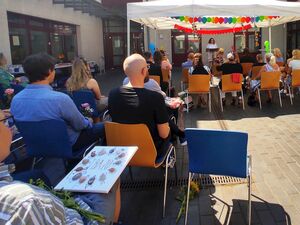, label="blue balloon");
[149,42,156,55]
